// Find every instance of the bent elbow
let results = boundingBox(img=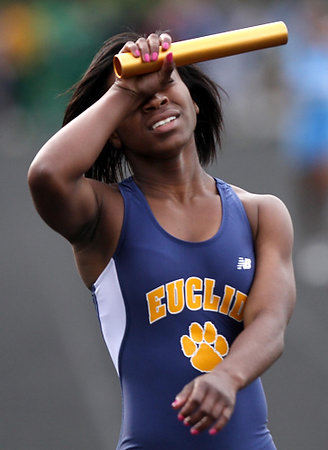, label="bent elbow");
[27,161,64,203]
[28,162,46,189]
